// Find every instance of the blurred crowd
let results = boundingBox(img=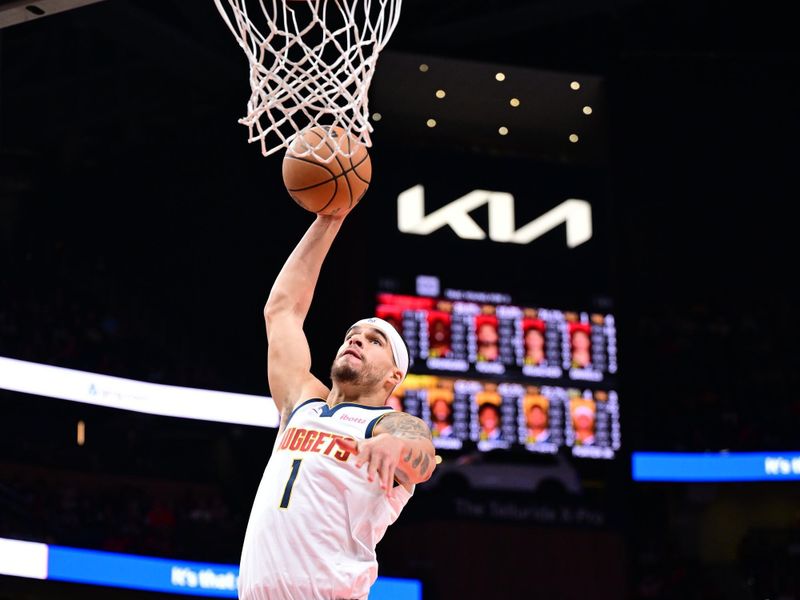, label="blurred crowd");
[0,464,242,563]
[0,238,228,391]
[631,295,800,452]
